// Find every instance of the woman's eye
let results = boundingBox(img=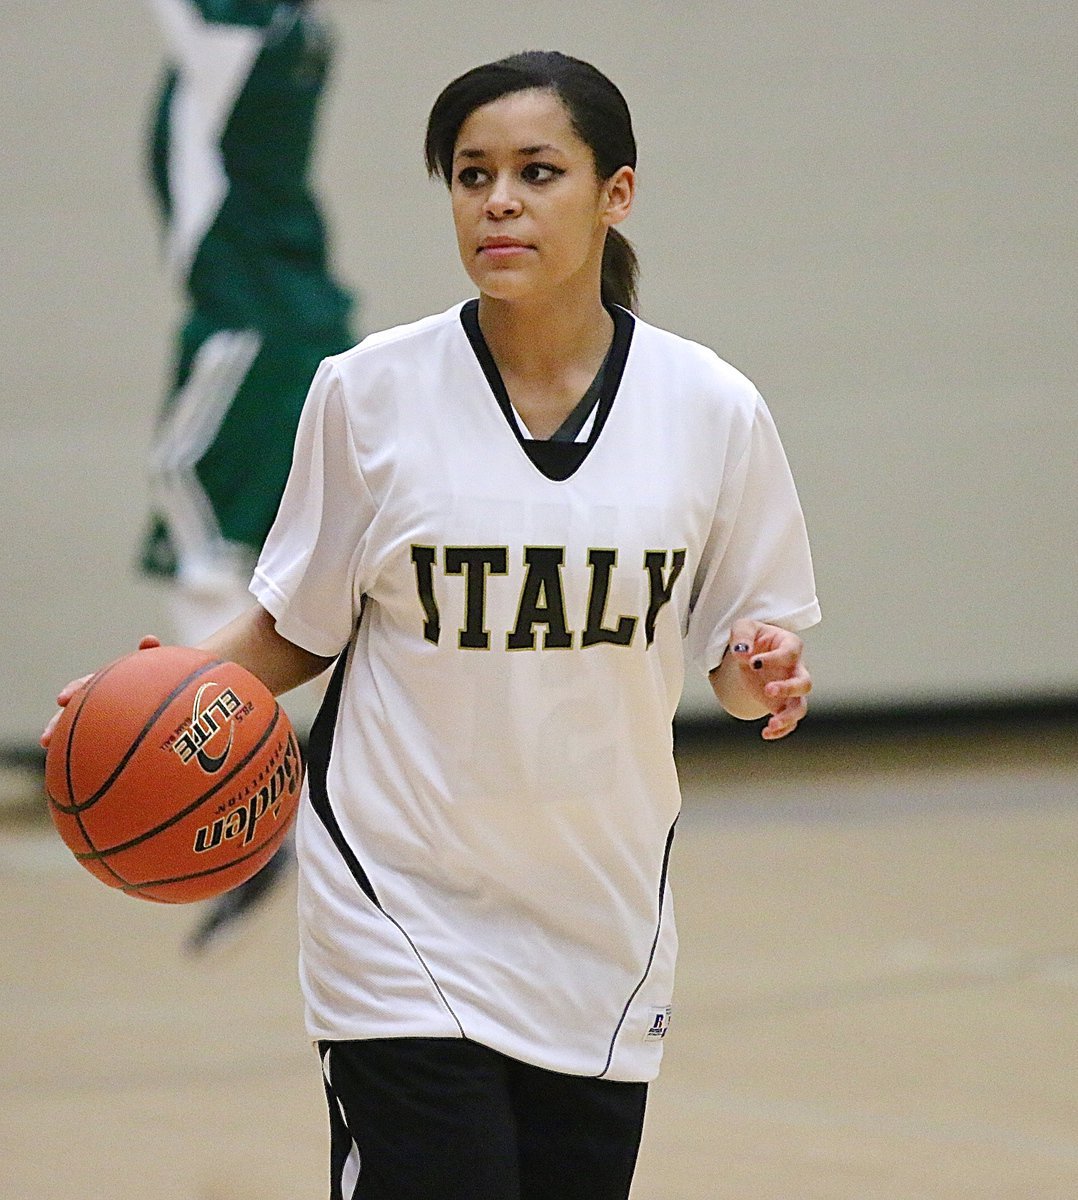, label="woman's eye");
[521,162,562,184]
[456,166,486,188]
